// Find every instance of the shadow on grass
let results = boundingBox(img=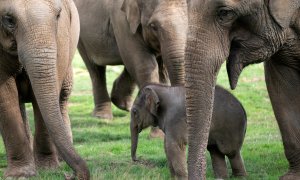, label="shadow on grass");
[131,158,166,169]
[71,117,130,128]
[73,131,130,143]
